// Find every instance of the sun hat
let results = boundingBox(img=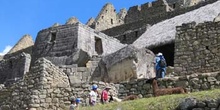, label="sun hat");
[157,52,163,56]
[105,86,111,89]
[75,98,81,103]
[92,84,98,90]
